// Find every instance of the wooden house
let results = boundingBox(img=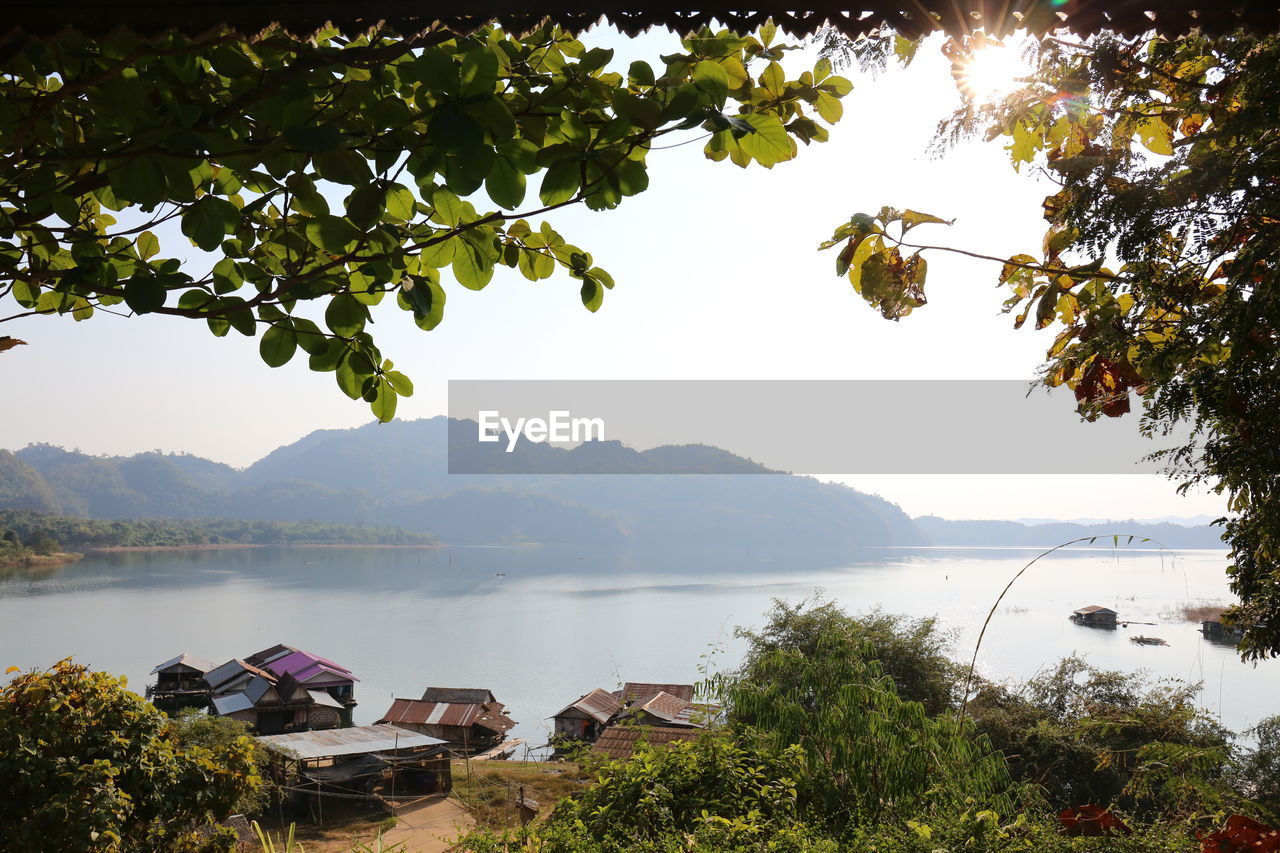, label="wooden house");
[1070,605,1118,627]
[378,689,516,753]
[256,724,452,811]
[616,690,707,728]
[207,661,346,734]
[551,688,623,744]
[244,644,359,723]
[146,652,216,713]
